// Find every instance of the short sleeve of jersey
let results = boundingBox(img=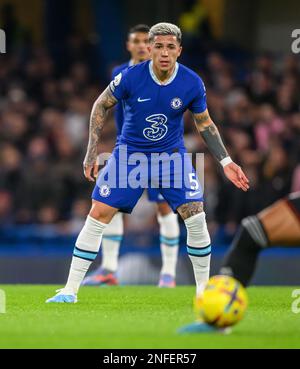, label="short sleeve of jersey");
[109,68,130,101]
[189,76,207,114]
